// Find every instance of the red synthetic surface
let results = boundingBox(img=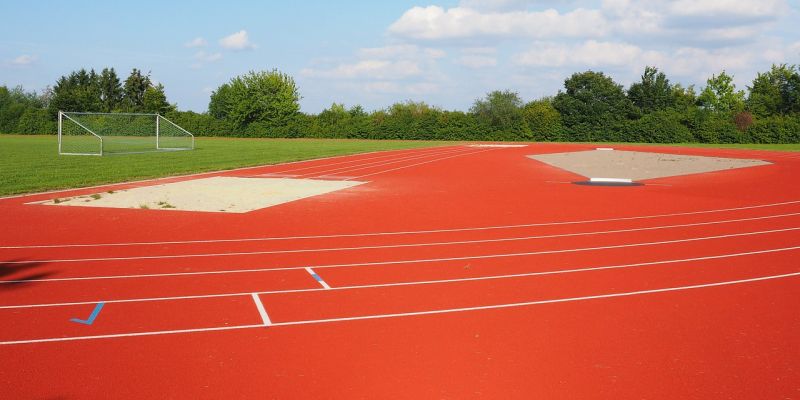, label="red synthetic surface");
[1,143,799,399]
